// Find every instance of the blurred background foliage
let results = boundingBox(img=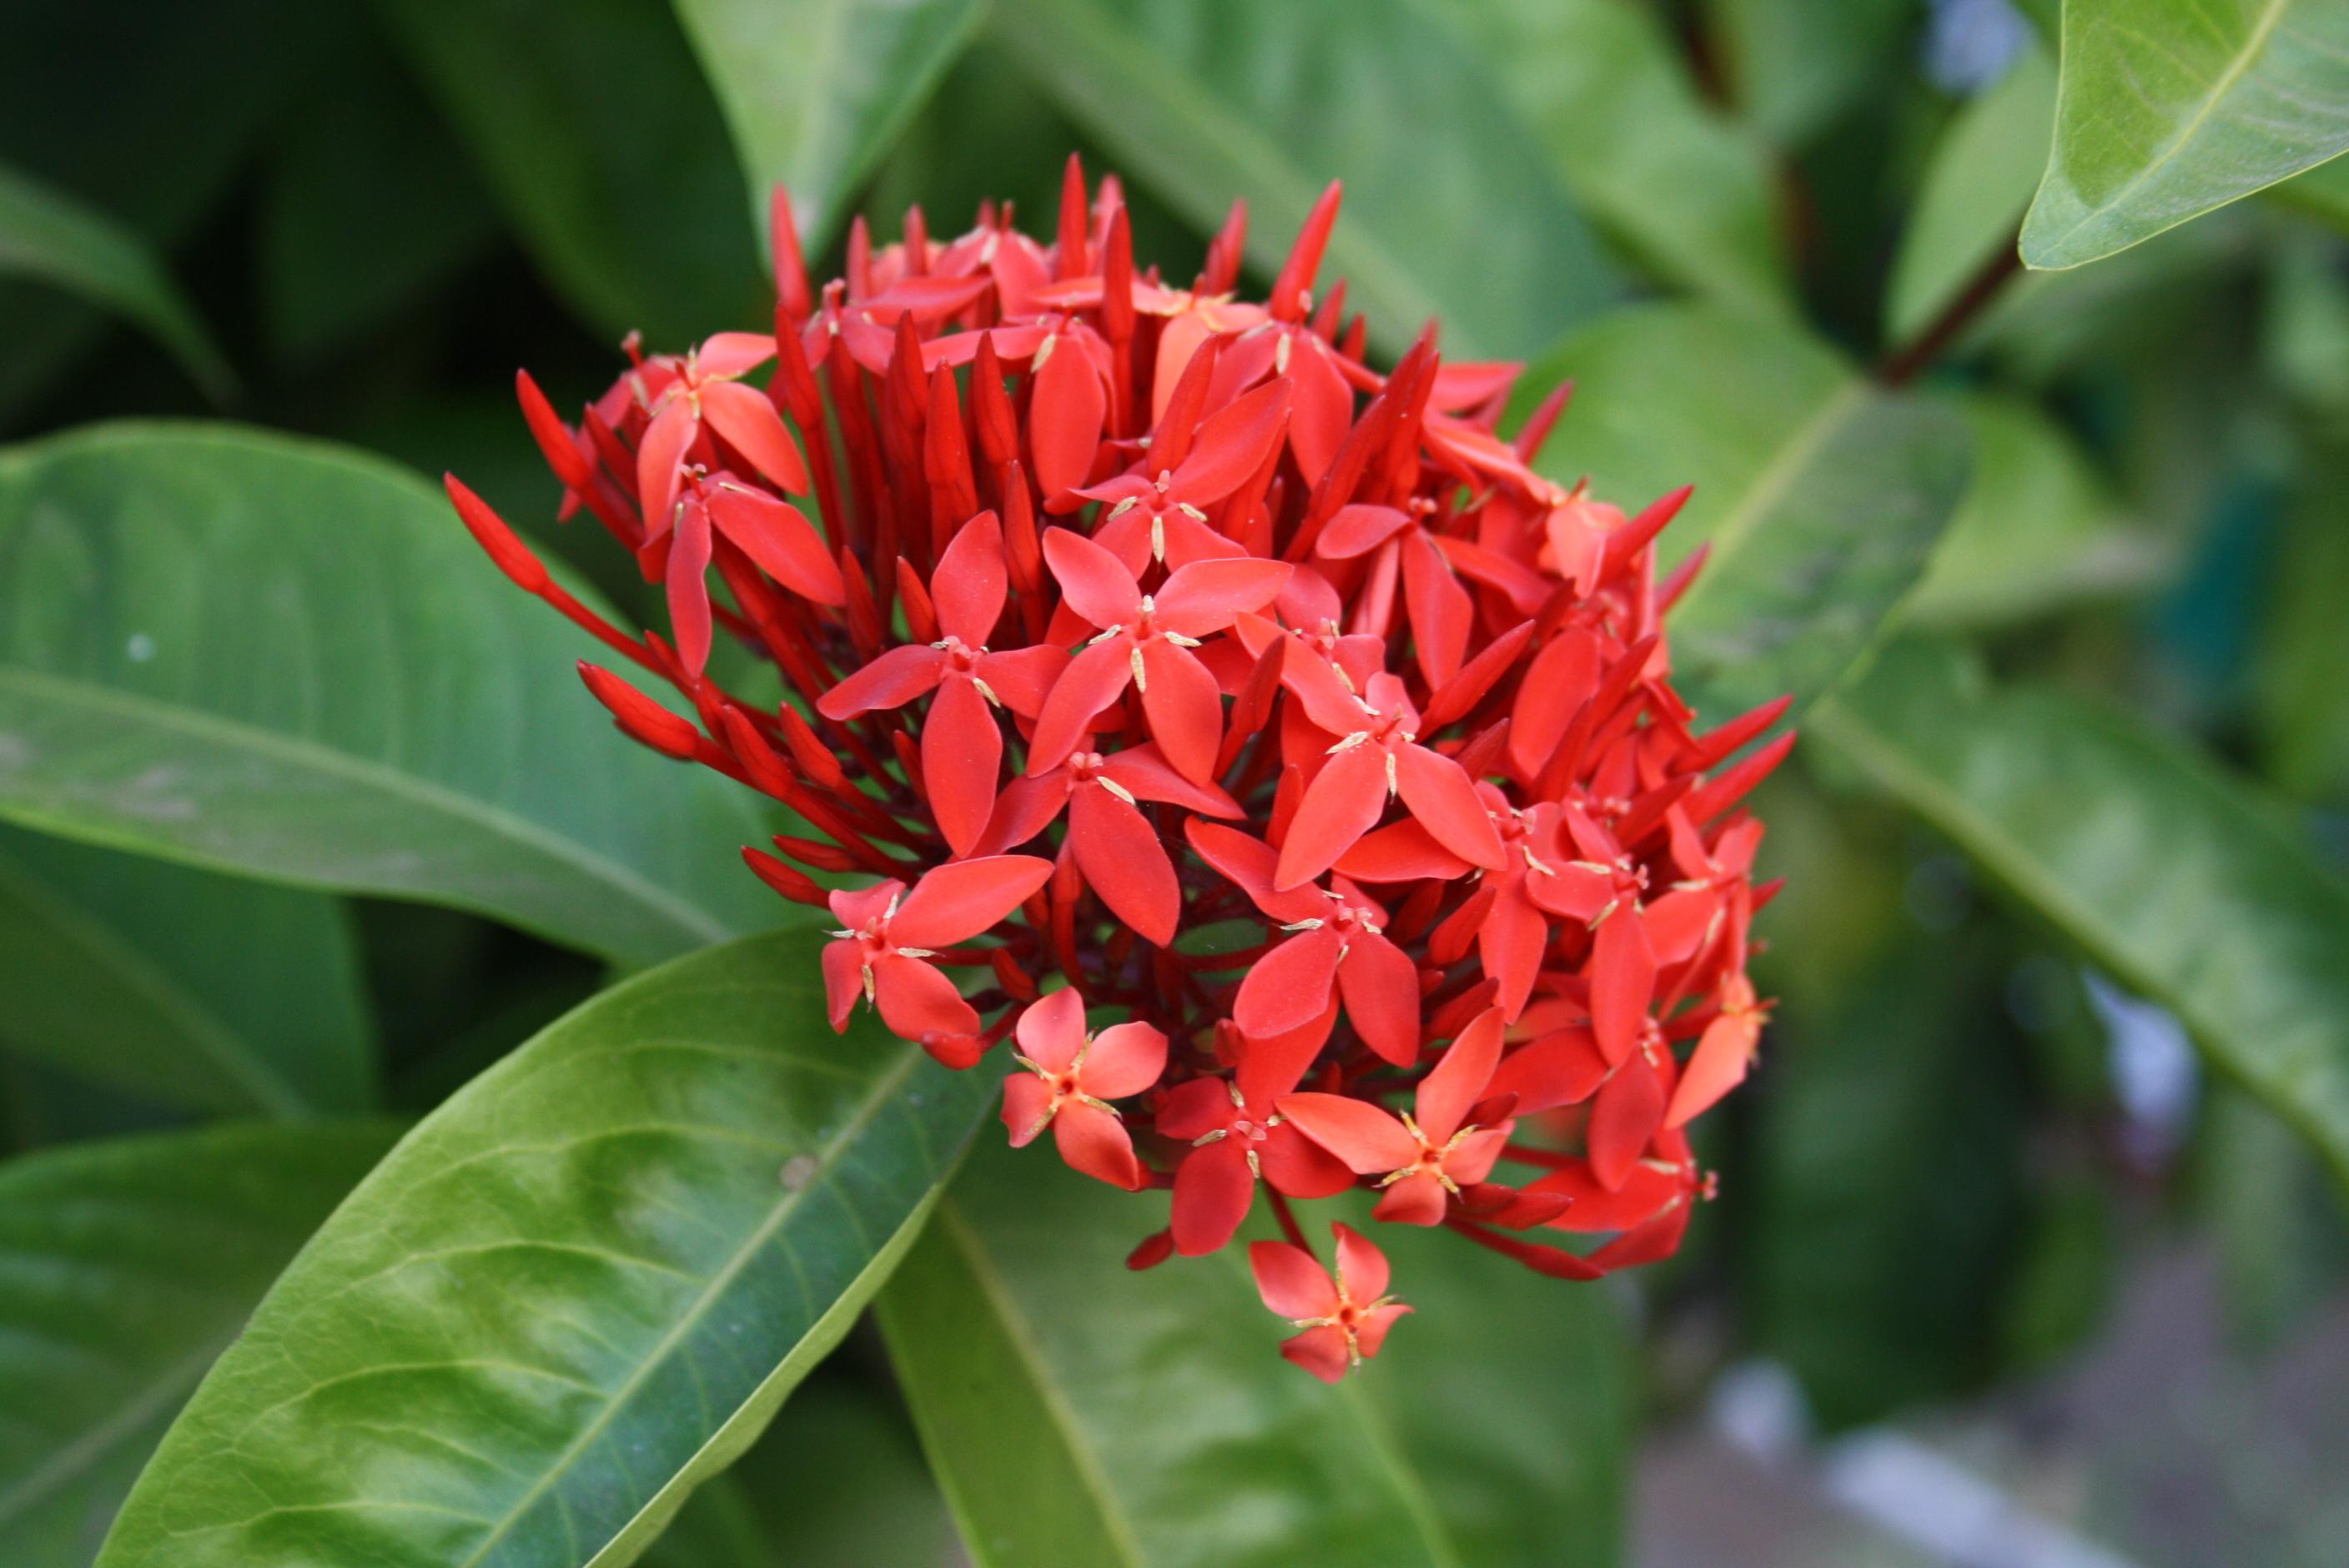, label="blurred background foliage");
[3,0,2349,1564]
